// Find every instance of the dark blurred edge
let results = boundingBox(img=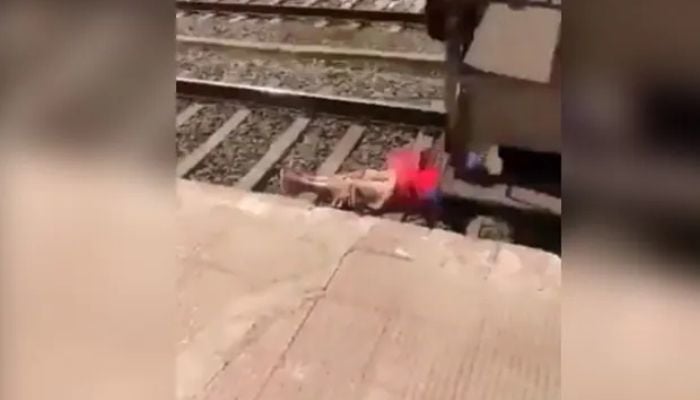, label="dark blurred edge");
[564,0,700,266]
